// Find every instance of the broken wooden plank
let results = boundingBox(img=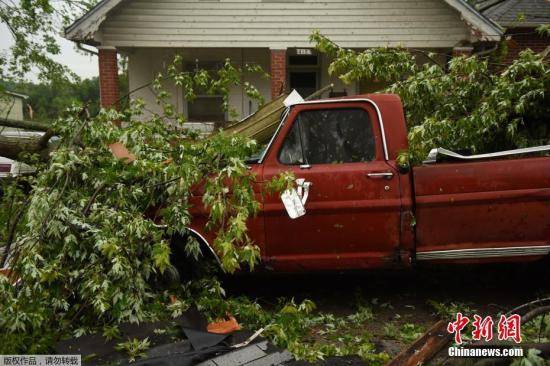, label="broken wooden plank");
[222,94,288,144]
